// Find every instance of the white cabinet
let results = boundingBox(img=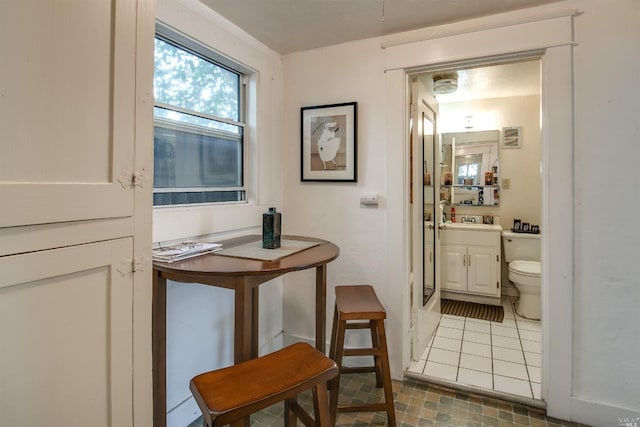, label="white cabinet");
[0,1,154,426]
[440,225,502,302]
